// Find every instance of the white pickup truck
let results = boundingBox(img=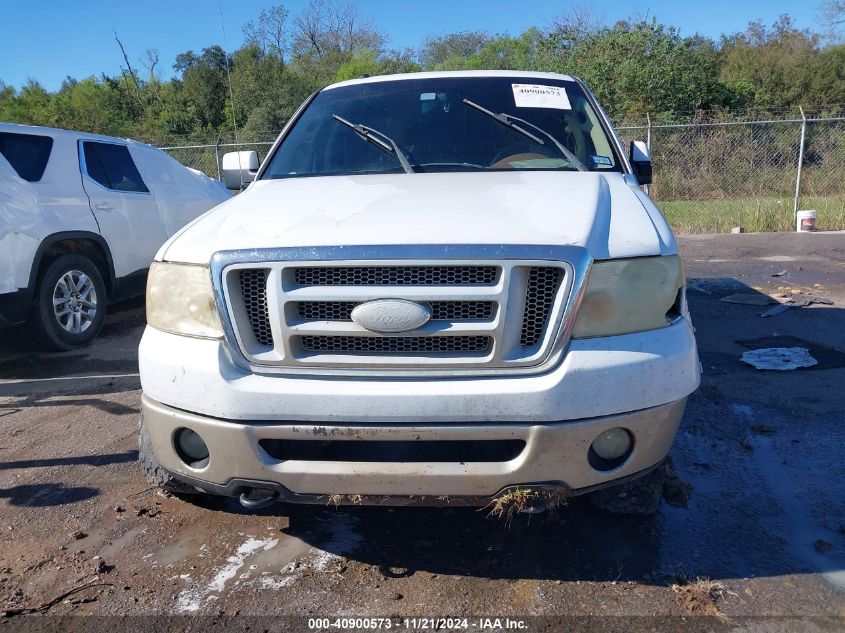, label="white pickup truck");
[139,71,700,515]
[0,123,230,349]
